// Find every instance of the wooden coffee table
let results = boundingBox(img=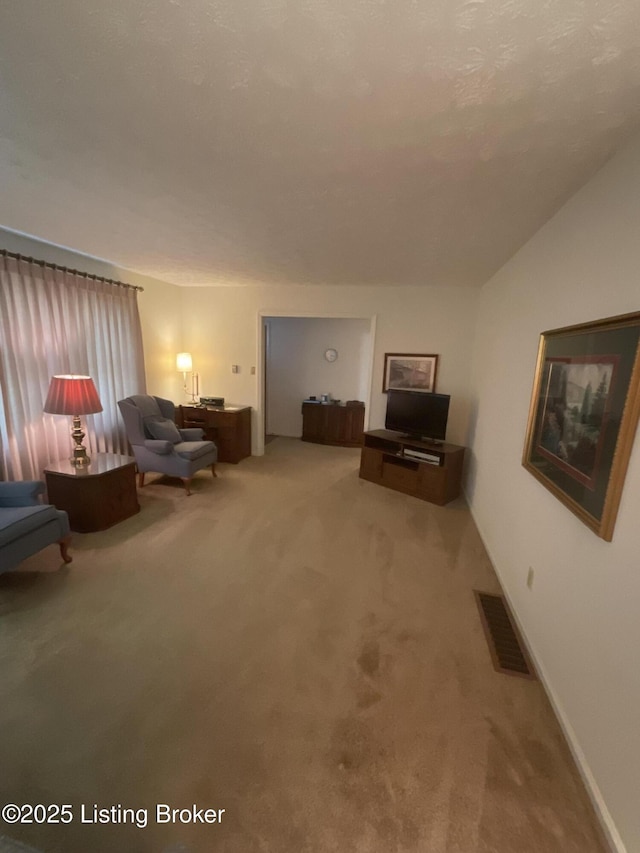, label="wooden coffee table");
[44,453,140,533]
